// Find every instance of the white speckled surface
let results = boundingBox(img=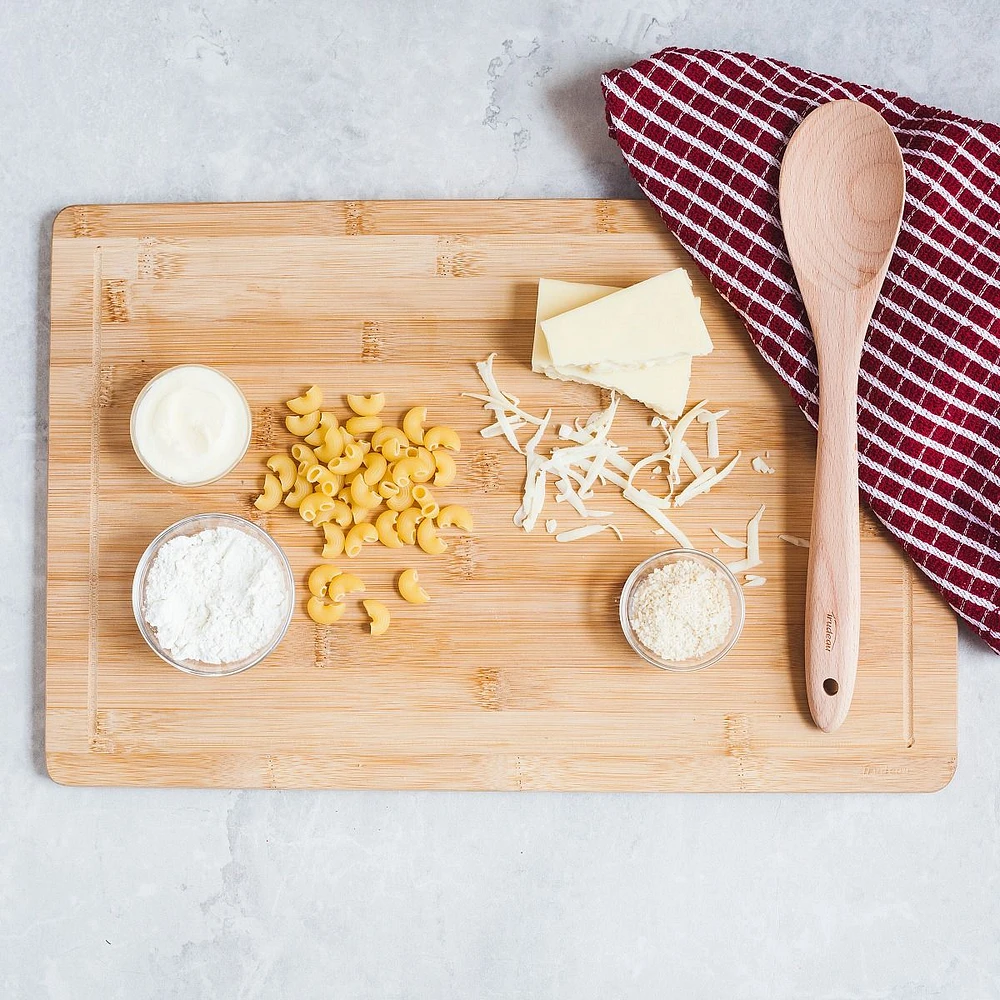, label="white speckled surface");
[3,2,999,996]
